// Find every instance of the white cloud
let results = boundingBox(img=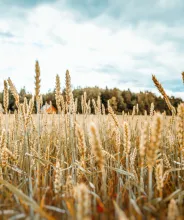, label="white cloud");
[157,0,182,8]
[0,2,183,100]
